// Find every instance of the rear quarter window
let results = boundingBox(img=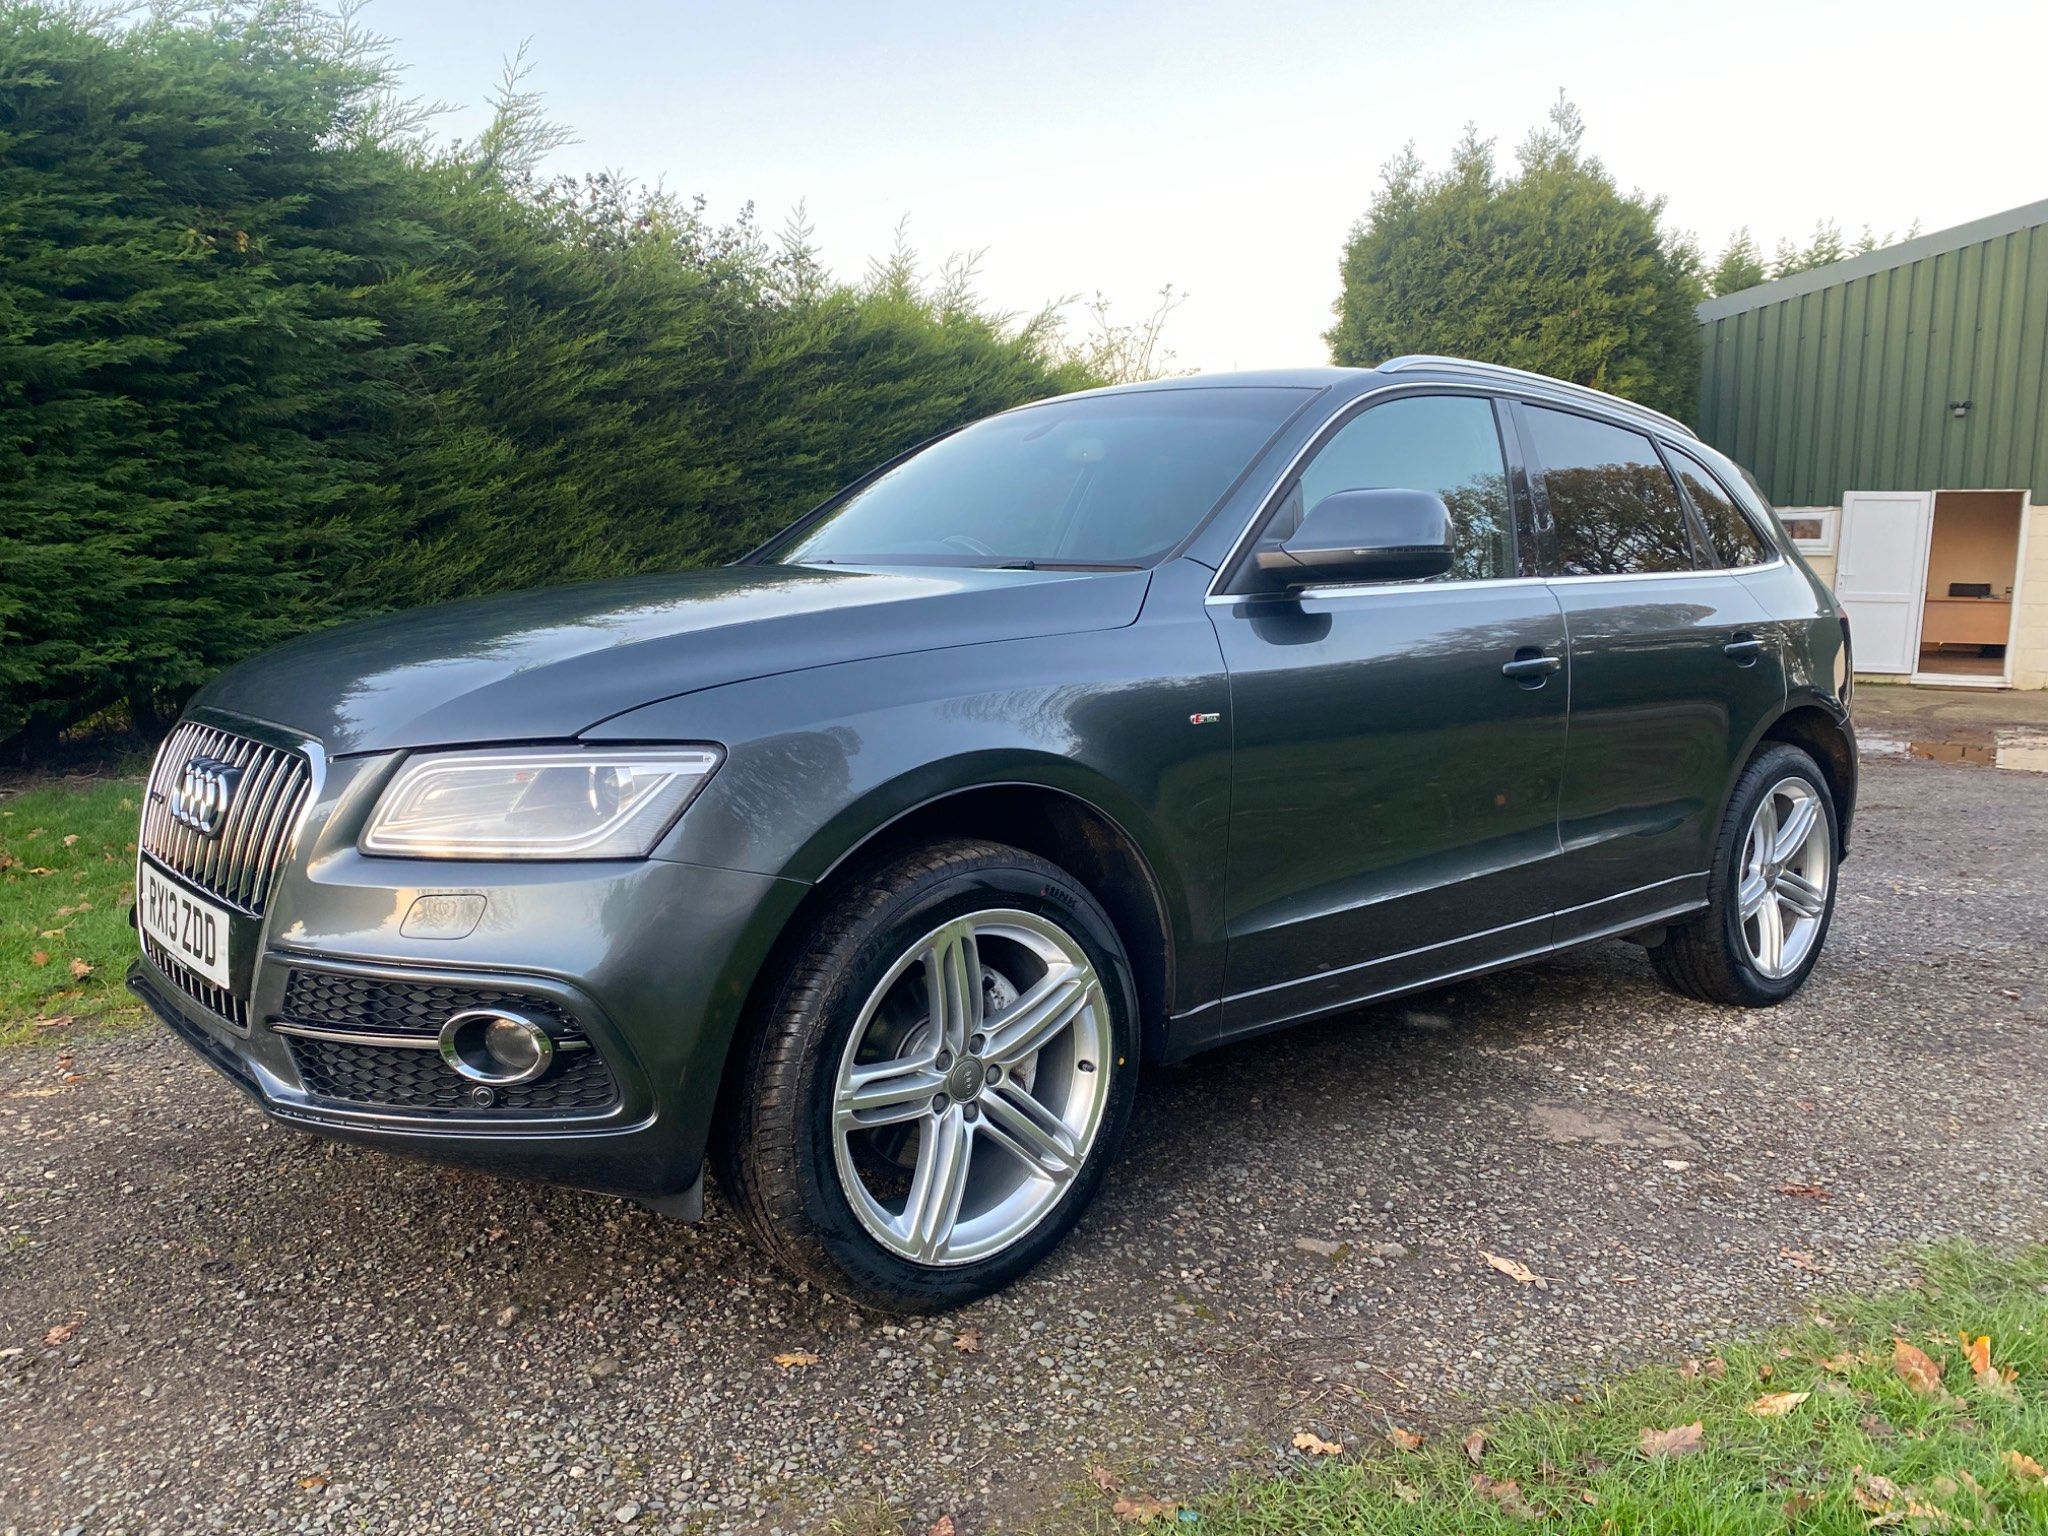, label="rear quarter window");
[1669,448,1772,566]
